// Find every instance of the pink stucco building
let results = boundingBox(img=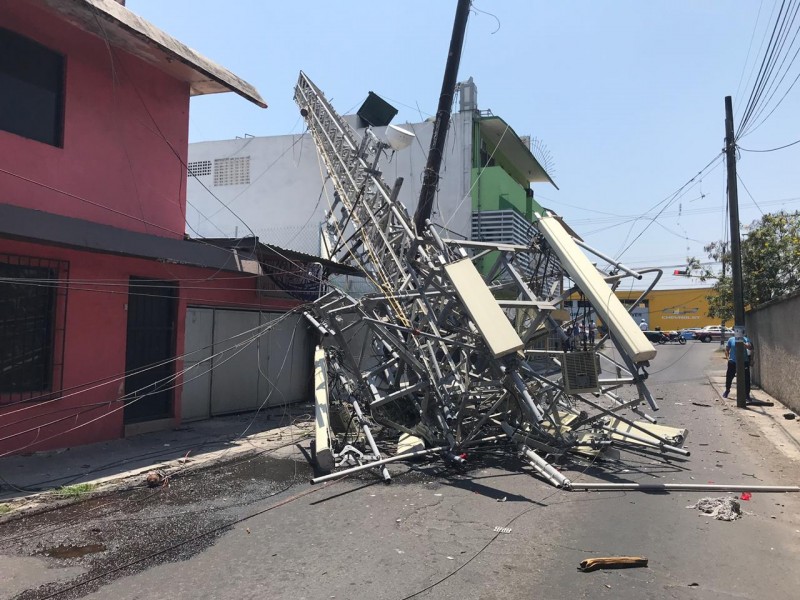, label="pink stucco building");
[0,0,331,455]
